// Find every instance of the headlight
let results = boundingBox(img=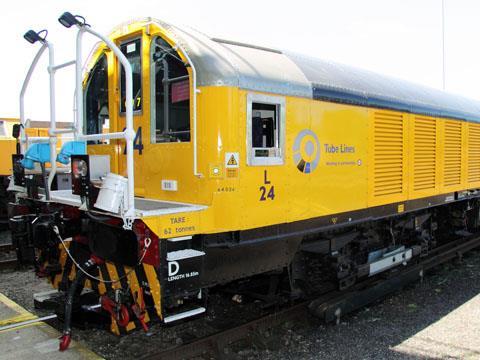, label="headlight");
[72,159,88,178]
